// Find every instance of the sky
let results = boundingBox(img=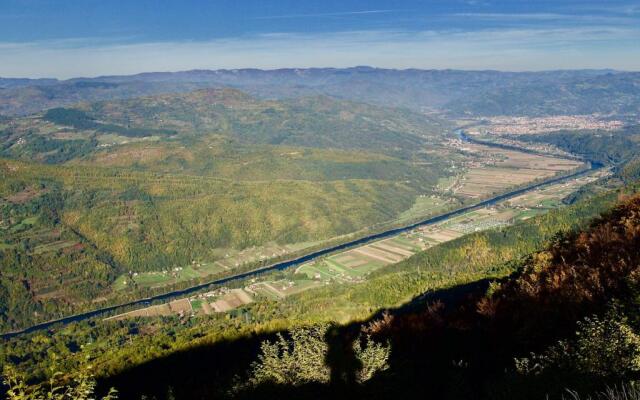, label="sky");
[0,0,639,78]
